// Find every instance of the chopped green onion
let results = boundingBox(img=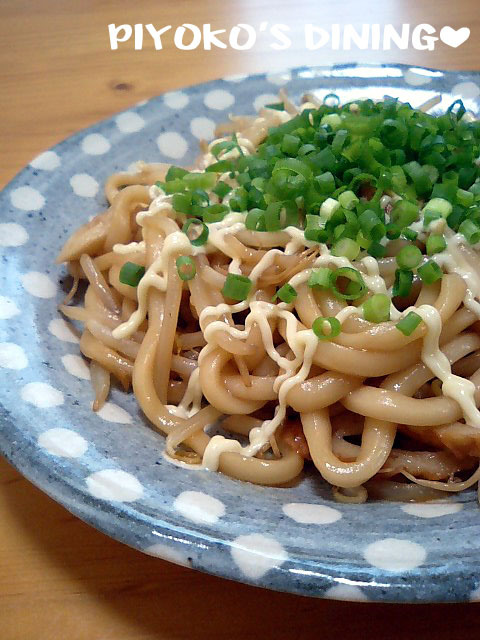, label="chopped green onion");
[401,228,418,242]
[172,192,192,215]
[175,256,196,281]
[312,316,341,340]
[431,181,457,202]
[423,209,442,229]
[264,202,283,231]
[338,190,359,210]
[203,204,229,223]
[331,238,360,260]
[367,241,386,258]
[205,159,235,173]
[459,219,480,245]
[332,129,348,154]
[308,268,332,289]
[456,188,474,208]
[396,244,422,270]
[320,198,340,219]
[314,171,336,195]
[190,189,210,209]
[213,181,232,198]
[386,223,401,239]
[221,273,252,301]
[165,166,188,182]
[182,218,209,246]
[321,113,343,131]
[119,262,145,287]
[160,178,186,194]
[273,157,312,181]
[379,119,408,148]
[273,283,298,304]
[356,229,371,249]
[362,293,390,323]
[229,187,248,212]
[403,161,432,196]
[329,267,367,301]
[323,93,340,106]
[281,134,301,155]
[423,197,453,219]
[358,209,385,242]
[245,208,266,231]
[392,200,420,229]
[183,172,216,190]
[210,140,236,158]
[396,311,422,336]
[417,260,443,284]
[426,234,447,255]
[392,269,413,298]
[304,215,328,243]
[265,102,285,111]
